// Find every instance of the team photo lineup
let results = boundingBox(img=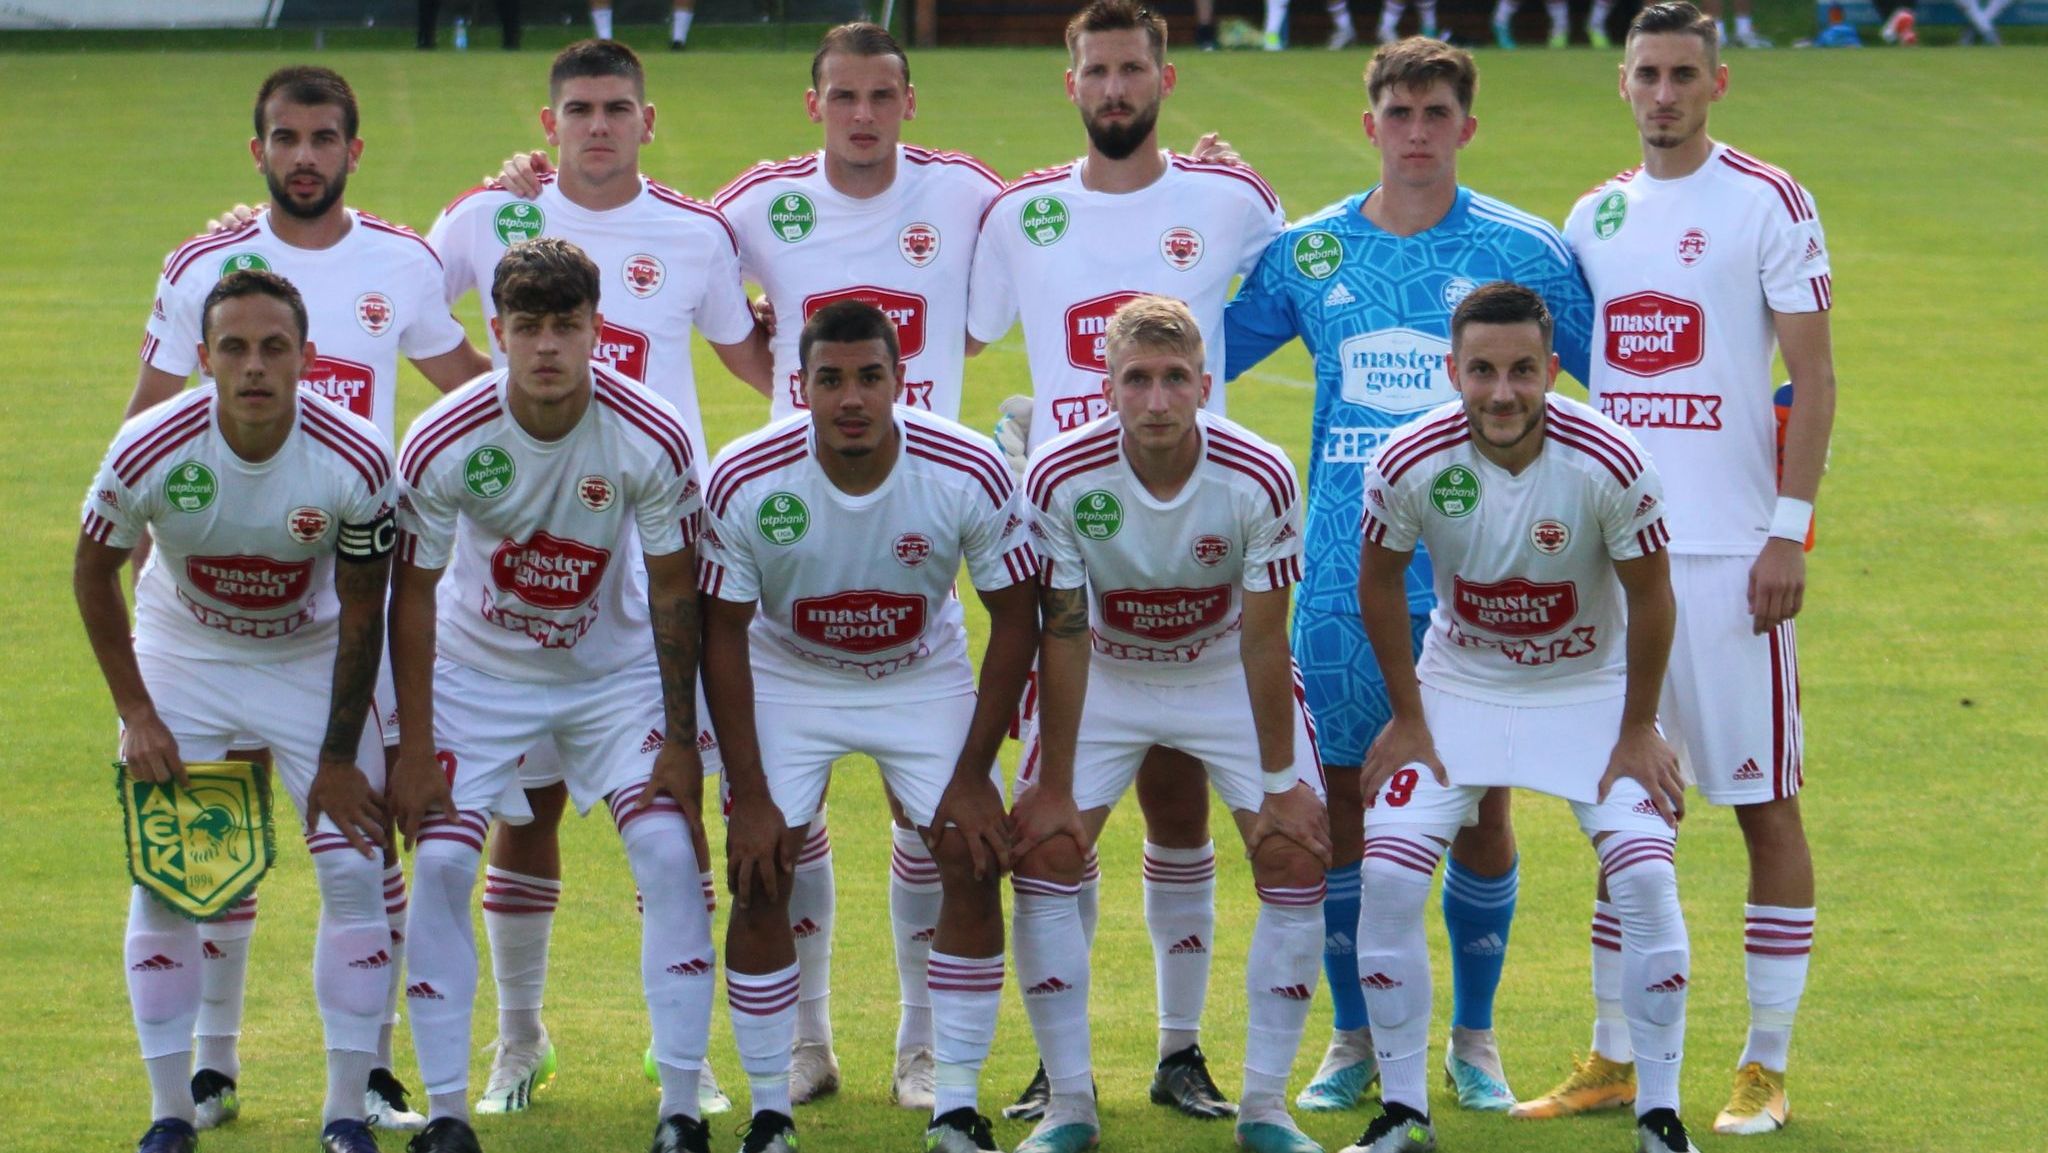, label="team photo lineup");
[79,3,1843,1153]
